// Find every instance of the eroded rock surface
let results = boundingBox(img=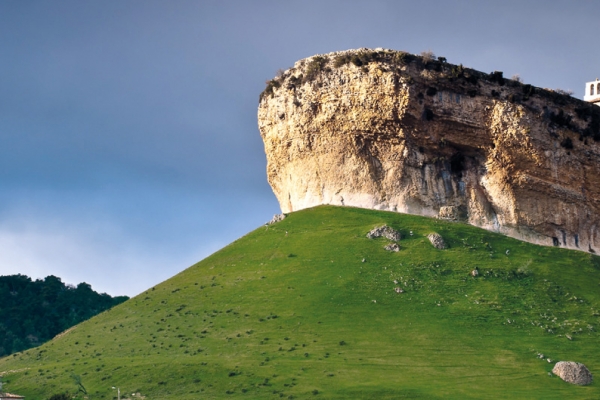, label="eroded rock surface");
[552,361,593,385]
[258,48,600,252]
